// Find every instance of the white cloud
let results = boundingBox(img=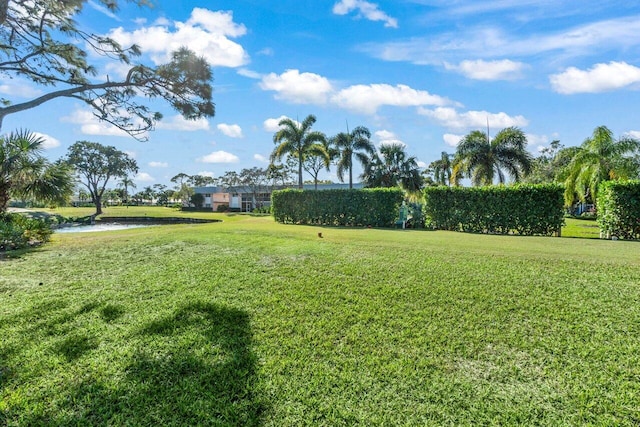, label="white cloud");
[32,132,61,149]
[87,0,119,20]
[375,129,405,148]
[418,107,529,130]
[549,61,640,94]
[135,172,155,182]
[198,150,240,163]
[217,123,243,138]
[156,115,210,131]
[107,8,249,67]
[333,0,398,28]
[626,131,640,139]
[197,171,216,178]
[260,69,334,104]
[263,115,297,132]
[443,133,463,147]
[361,16,640,65]
[237,68,263,79]
[417,161,428,168]
[0,81,42,98]
[149,161,168,168]
[444,59,526,80]
[332,83,452,115]
[62,108,132,137]
[254,154,268,163]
